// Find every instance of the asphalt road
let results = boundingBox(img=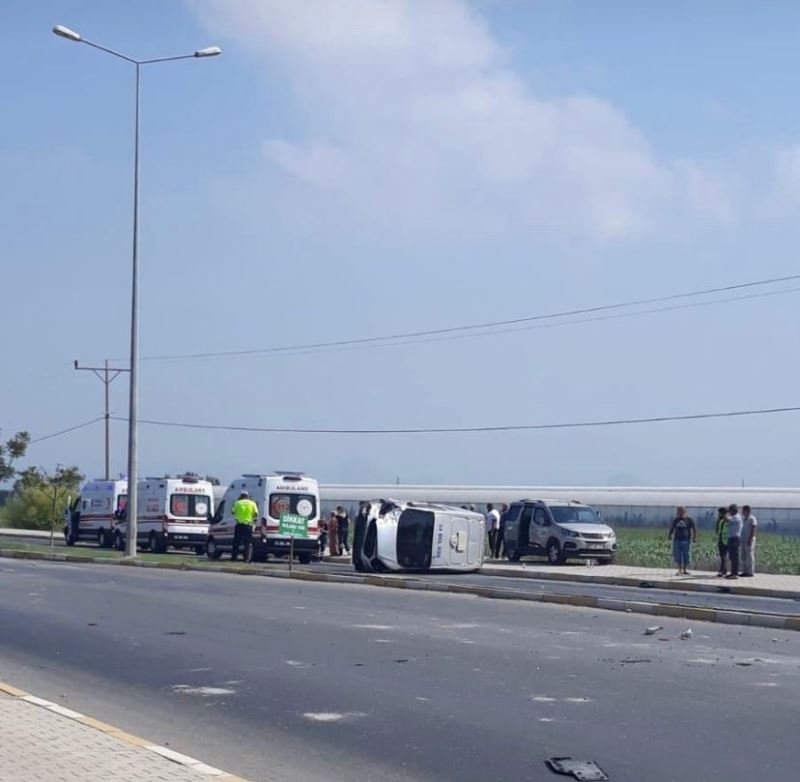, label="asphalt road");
[7,535,798,617]
[0,560,798,782]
